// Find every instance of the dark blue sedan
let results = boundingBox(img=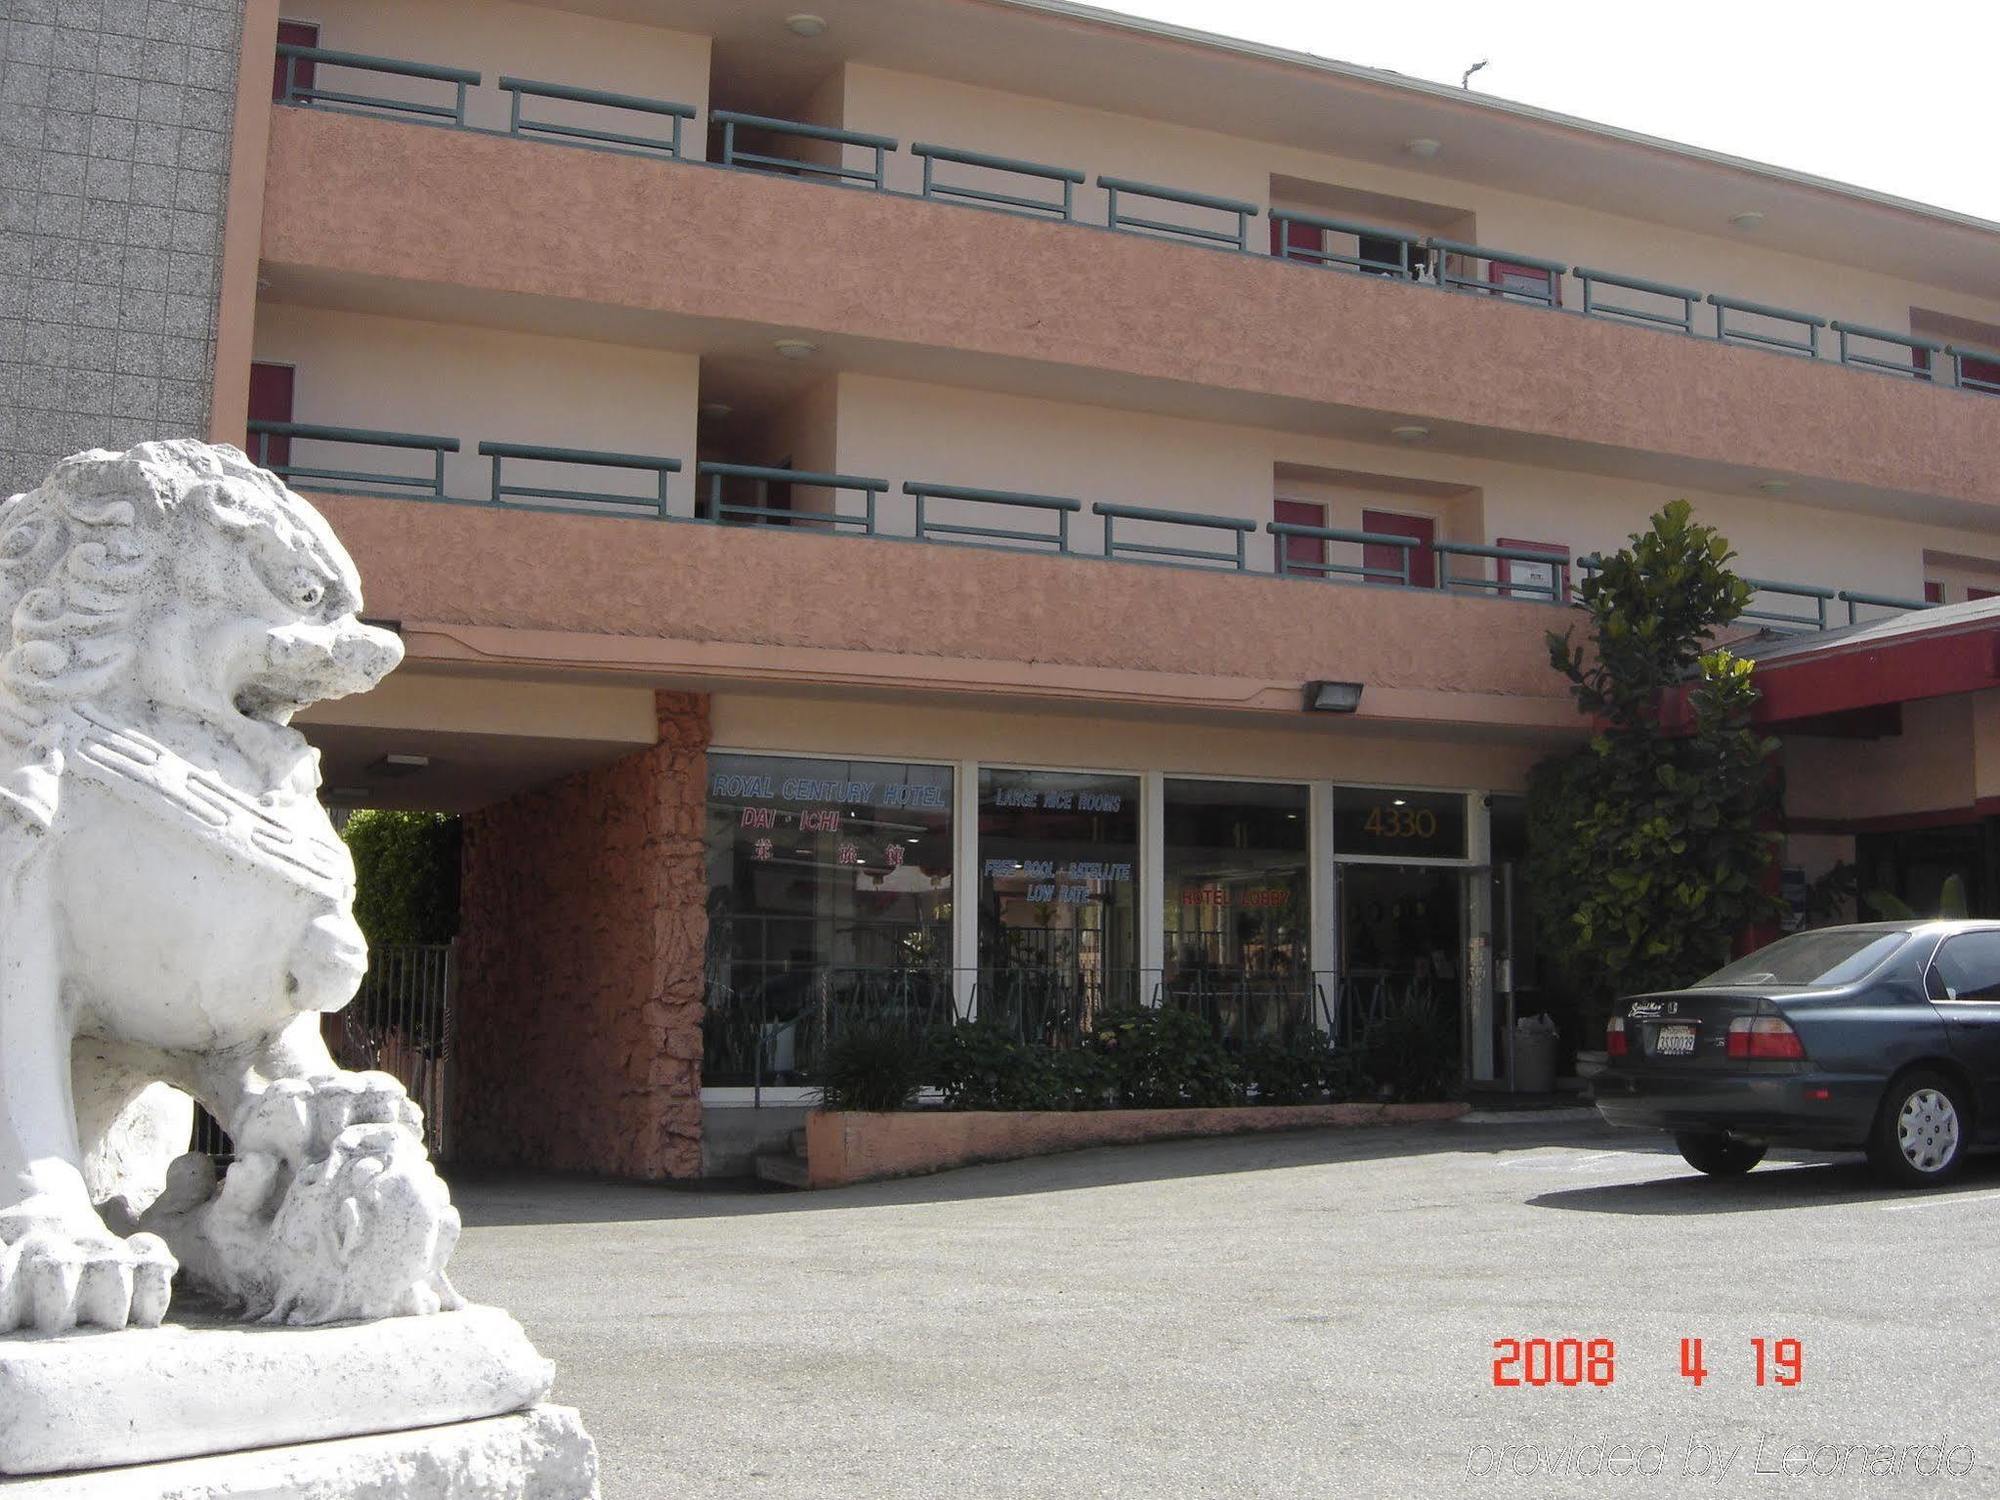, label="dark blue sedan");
[1595,921,2000,1185]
